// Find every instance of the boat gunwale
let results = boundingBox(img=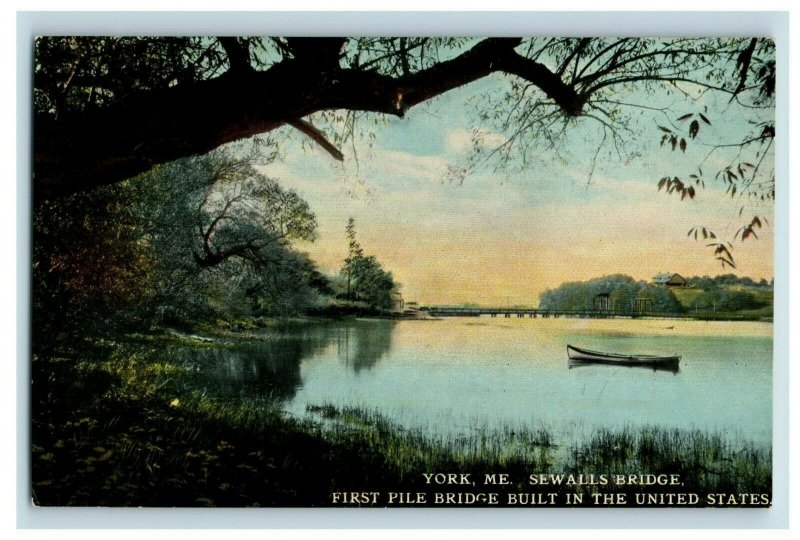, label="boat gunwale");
[567,344,681,363]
